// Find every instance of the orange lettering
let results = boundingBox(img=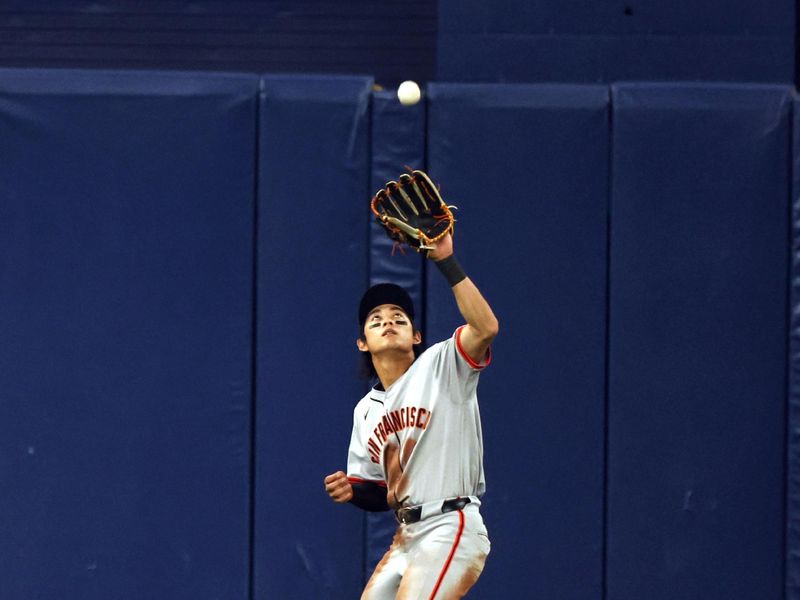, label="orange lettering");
[382,415,394,435]
[368,438,381,456]
[390,411,403,432]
